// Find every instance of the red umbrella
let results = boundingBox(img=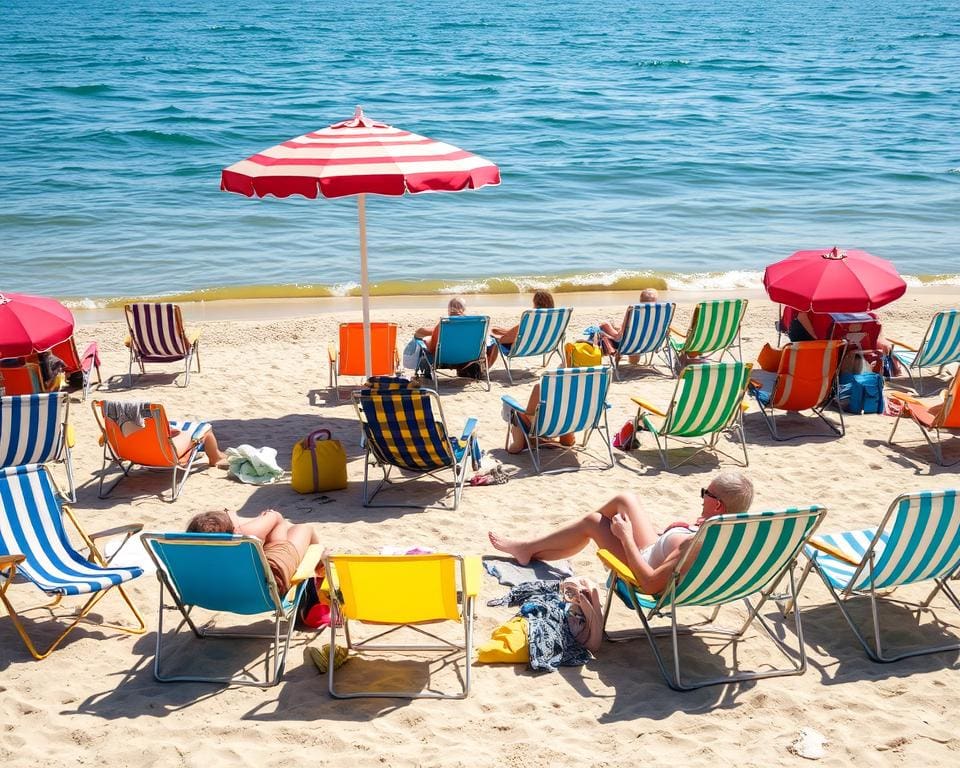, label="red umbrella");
[0,292,75,358]
[763,246,907,313]
[221,107,500,375]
